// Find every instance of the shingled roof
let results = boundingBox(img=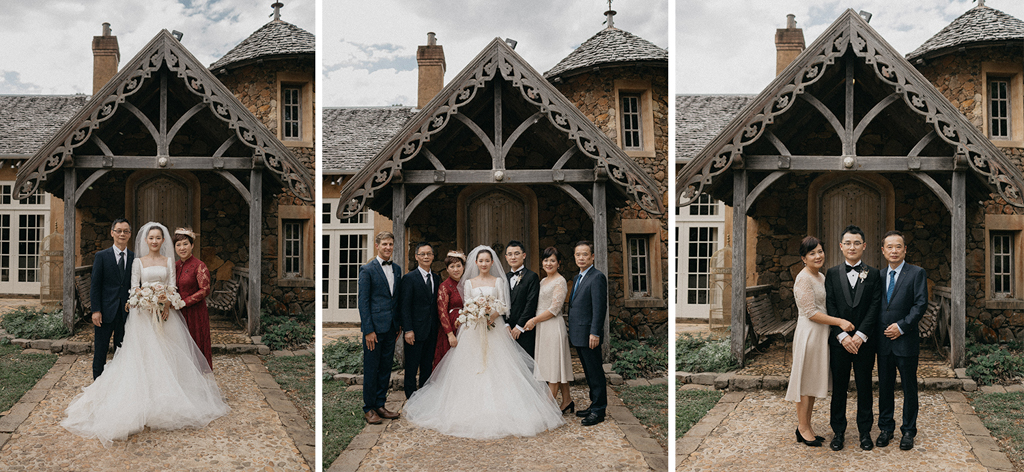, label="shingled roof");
[322,107,416,173]
[210,20,314,72]
[906,4,1024,61]
[0,95,90,156]
[544,27,667,80]
[676,95,755,162]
